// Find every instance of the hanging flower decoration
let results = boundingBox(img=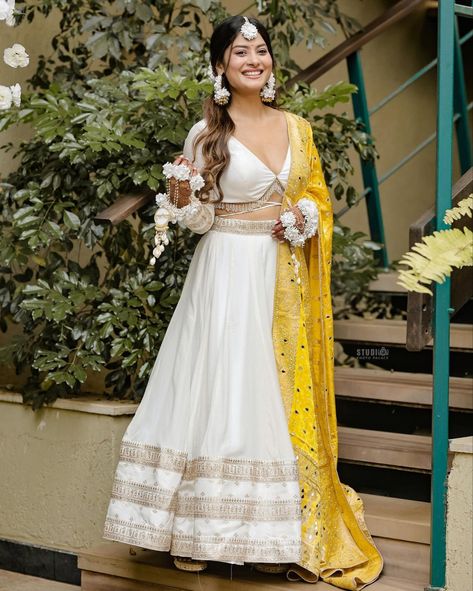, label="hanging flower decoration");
[4,43,29,68]
[0,0,16,26]
[0,1,29,111]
